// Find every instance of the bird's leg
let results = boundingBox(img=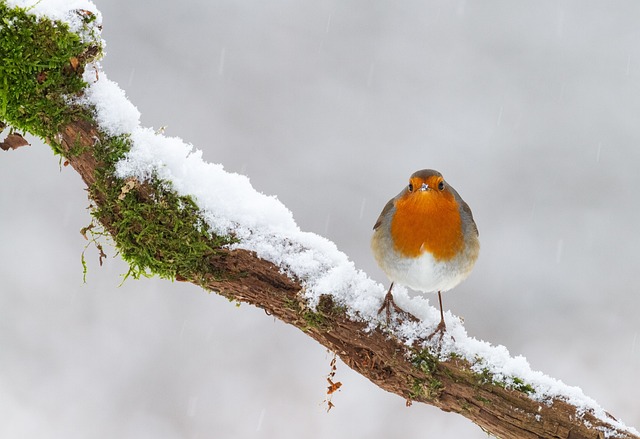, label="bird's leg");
[377,282,404,321]
[436,290,446,332]
[428,291,451,342]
